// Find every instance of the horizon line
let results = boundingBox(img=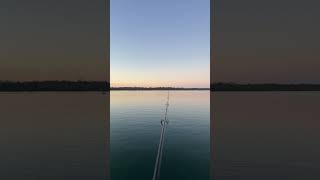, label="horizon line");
[2,80,320,86]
